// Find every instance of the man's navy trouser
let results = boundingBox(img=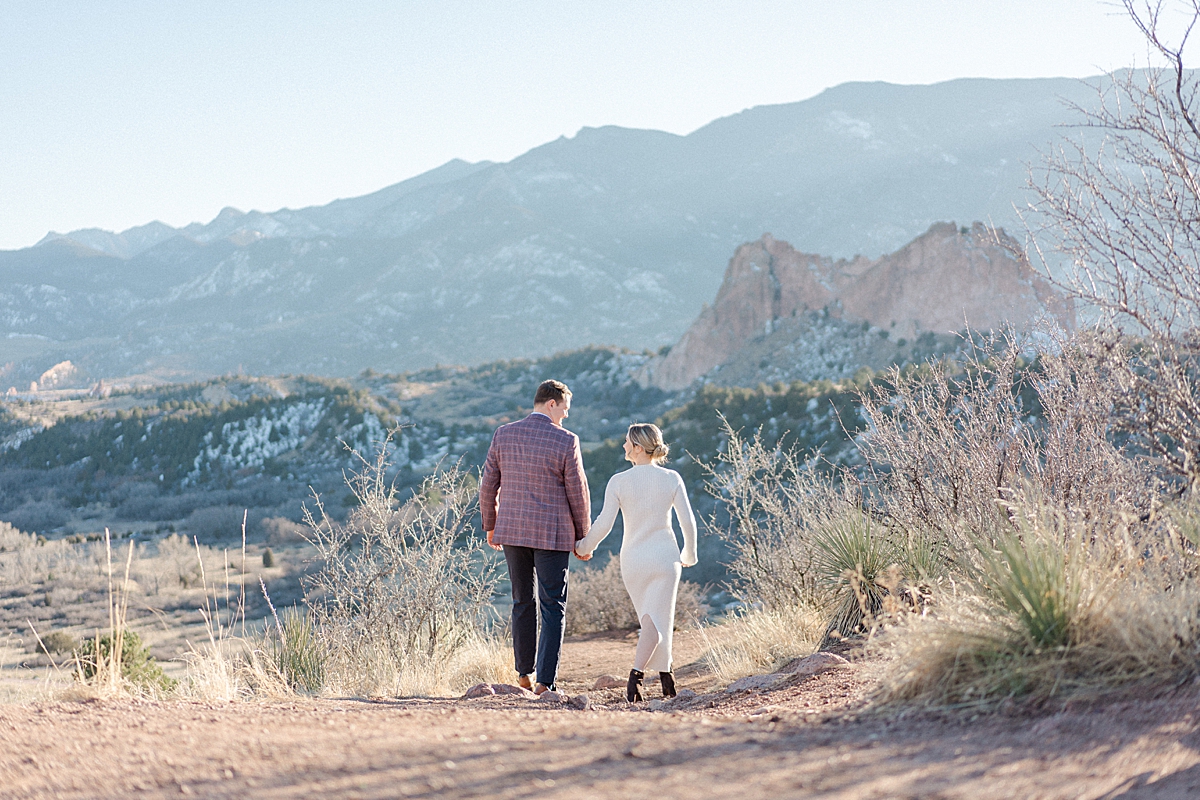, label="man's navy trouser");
[503,545,570,689]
